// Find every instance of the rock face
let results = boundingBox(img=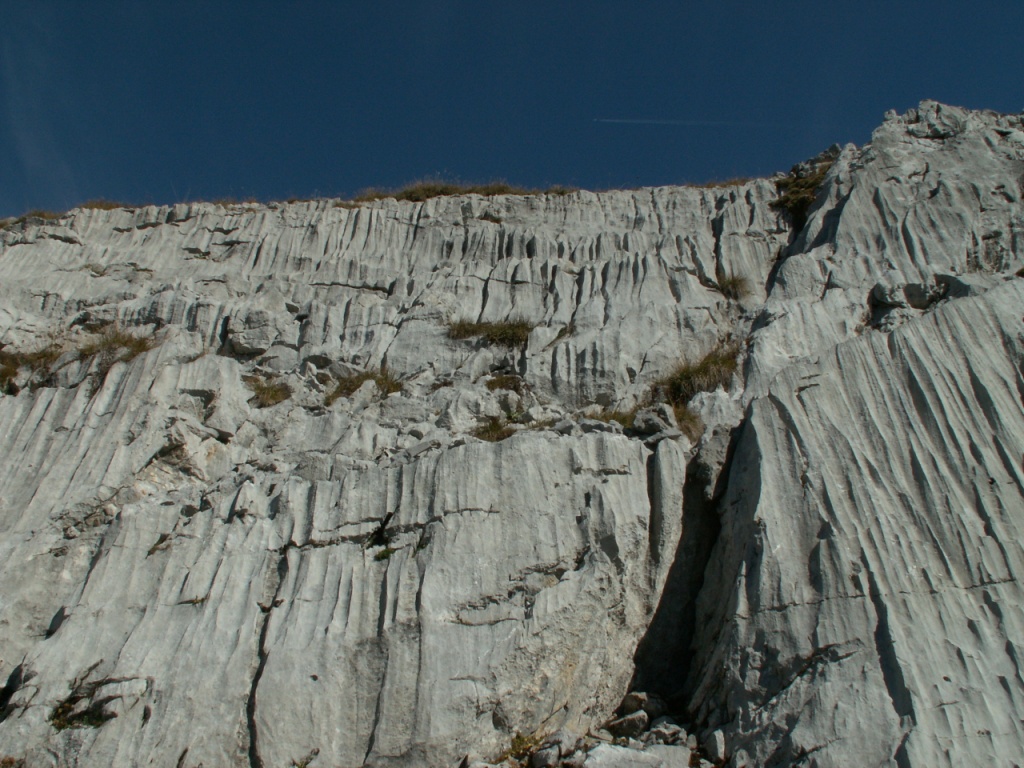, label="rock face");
[0,100,1022,767]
